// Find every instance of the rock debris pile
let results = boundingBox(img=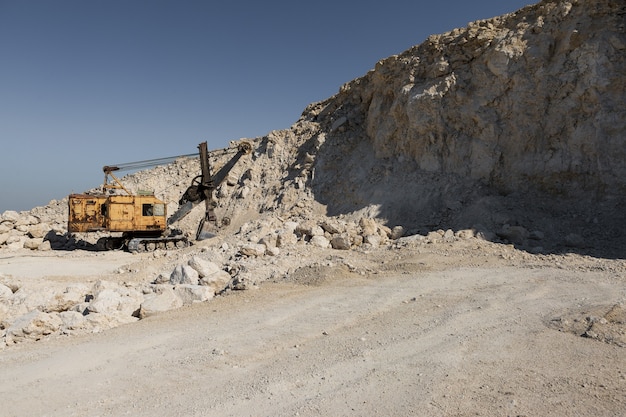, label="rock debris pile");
[1,0,625,345]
